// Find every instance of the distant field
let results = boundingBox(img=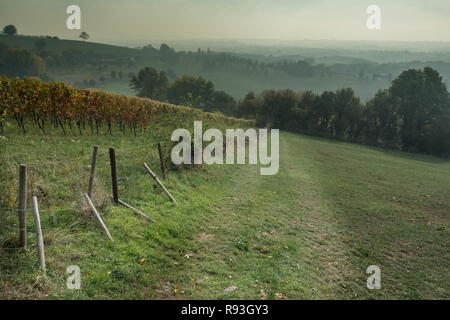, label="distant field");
[1,124,448,299]
[0,35,395,100]
[97,80,135,96]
